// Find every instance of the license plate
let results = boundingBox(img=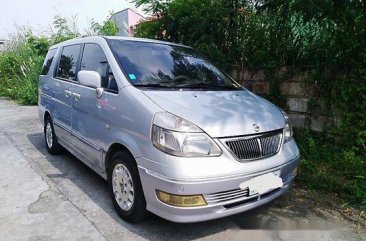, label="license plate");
[239,171,283,196]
